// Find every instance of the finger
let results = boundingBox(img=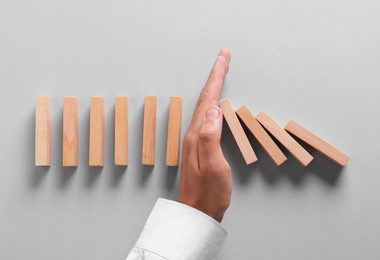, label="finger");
[198,106,226,171]
[188,48,231,133]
